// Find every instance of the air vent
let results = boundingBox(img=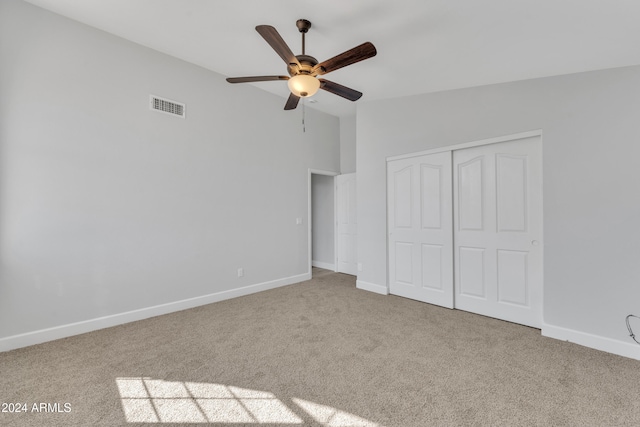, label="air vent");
[150,95,185,118]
